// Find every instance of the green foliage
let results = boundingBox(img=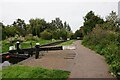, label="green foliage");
[2,17,72,40]
[25,34,39,41]
[82,11,104,35]
[82,11,120,76]
[50,18,72,40]
[40,30,52,40]
[51,18,64,30]
[29,18,47,37]
[2,25,17,40]
[58,40,75,46]
[103,11,120,32]
[12,18,27,37]
[2,40,11,53]
[73,29,83,39]
[63,21,71,31]
[82,25,120,76]
[2,65,70,79]
[59,29,68,40]
[52,30,60,39]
